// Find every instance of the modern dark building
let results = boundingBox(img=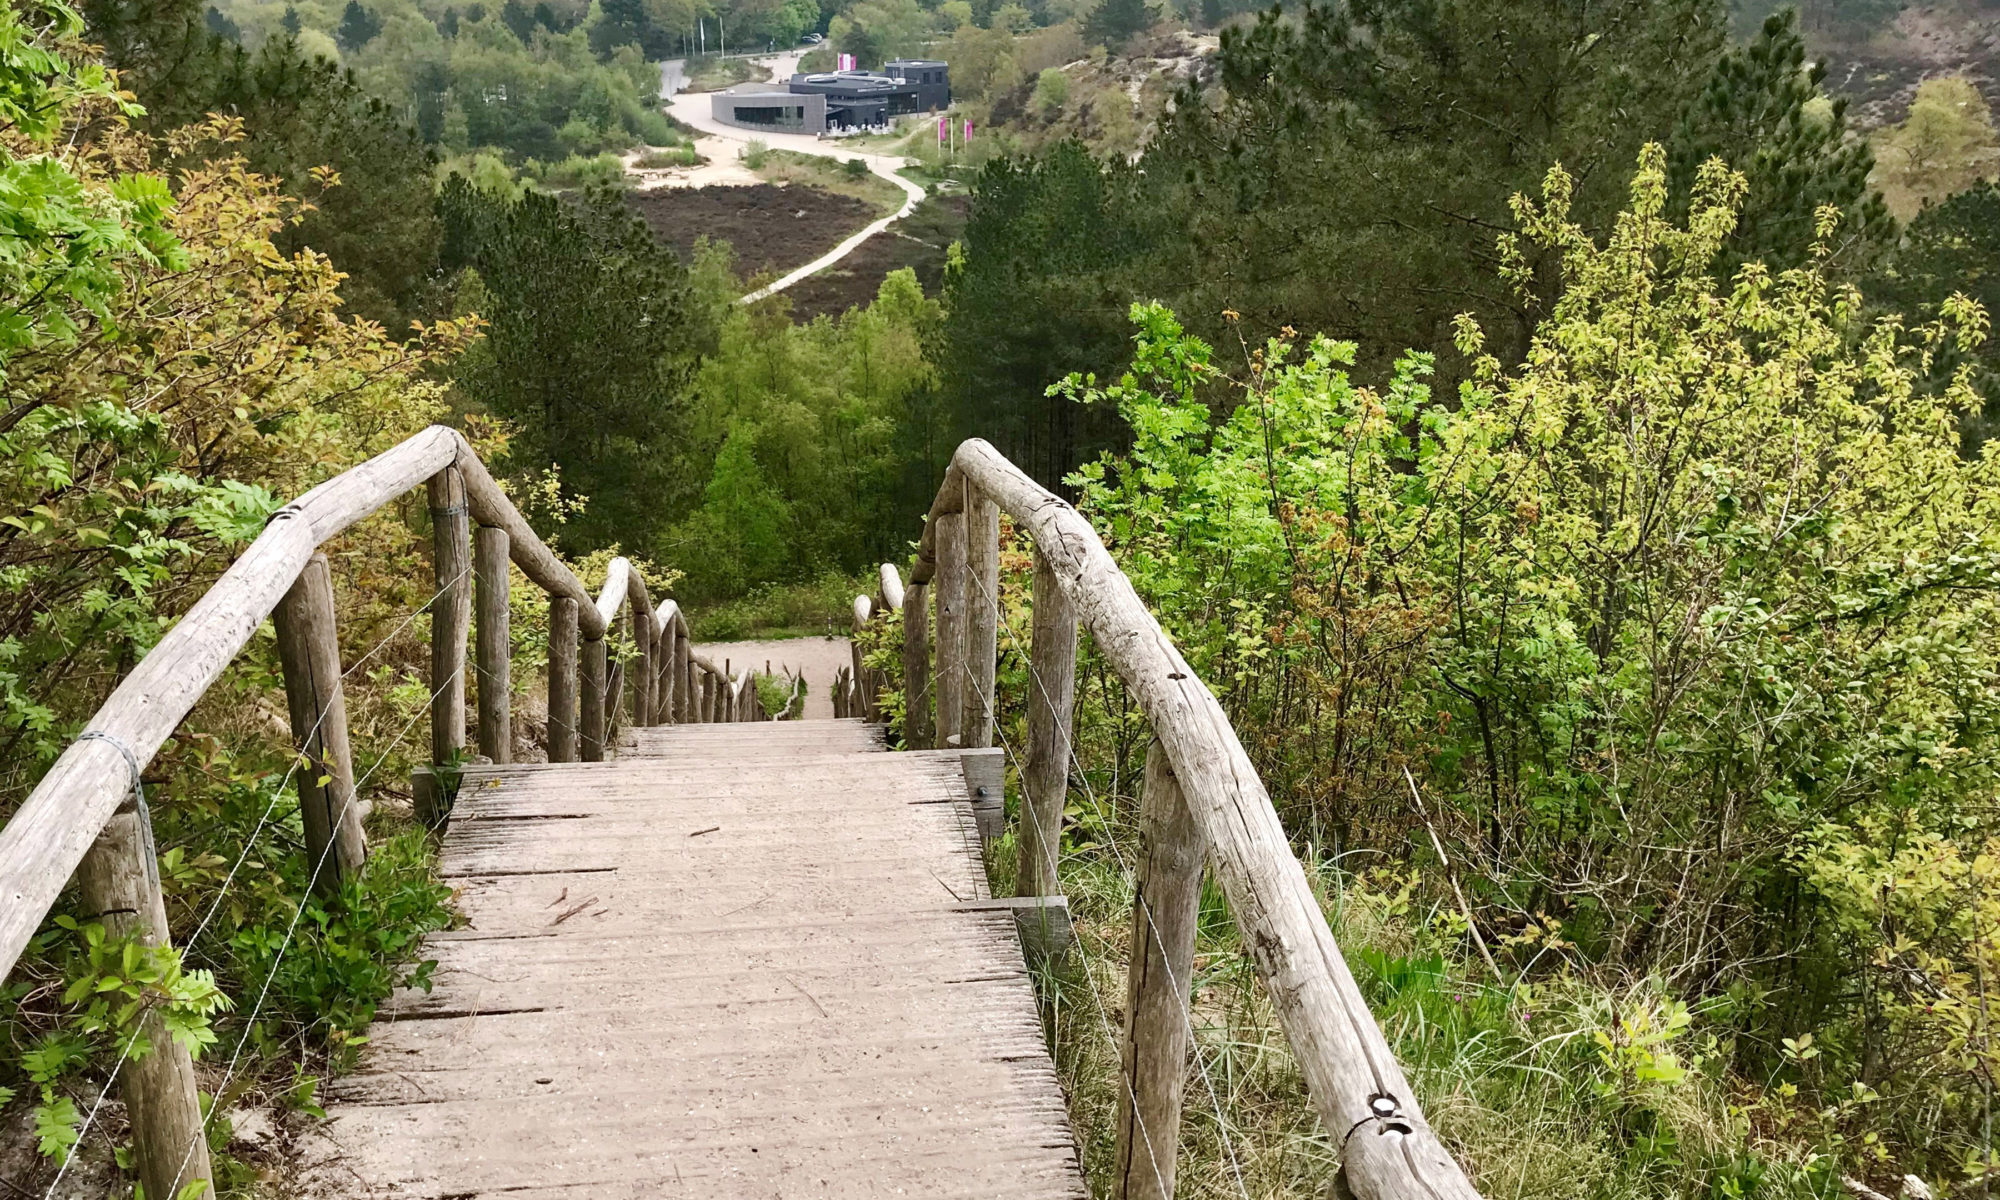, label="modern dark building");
[884,60,950,111]
[711,61,950,134]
